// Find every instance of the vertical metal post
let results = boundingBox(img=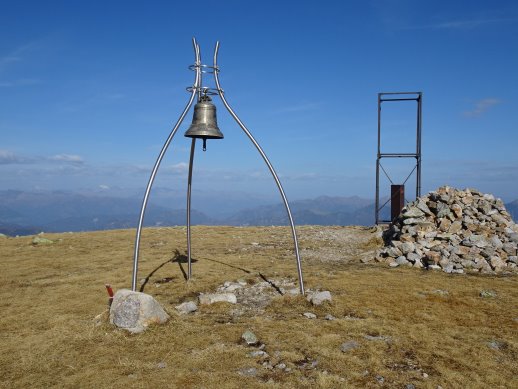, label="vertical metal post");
[186,138,196,280]
[375,93,381,225]
[213,41,305,295]
[416,93,422,198]
[131,38,201,291]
